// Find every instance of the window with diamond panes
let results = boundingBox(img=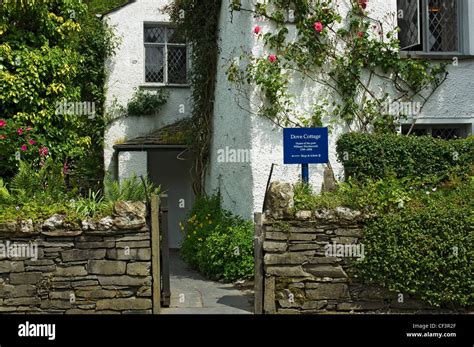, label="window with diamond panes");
[427,0,458,52]
[144,25,187,84]
[397,0,422,50]
[397,0,461,53]
[432,127,461,139]
[402,125,468,139]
